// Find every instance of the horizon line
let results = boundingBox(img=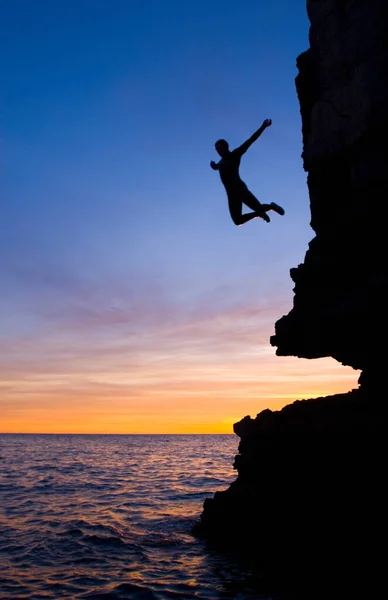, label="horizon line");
[0,432,235,436]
